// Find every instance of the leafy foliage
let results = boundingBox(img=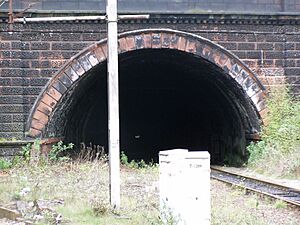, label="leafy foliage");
[247,141,266,165]
[120,151,129,165]
[247,85,300,177]
[0,158,12,169]
[120,151,155,169]
[262,86,300,152]
[49,141,74,162]
[21,143,32,163]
